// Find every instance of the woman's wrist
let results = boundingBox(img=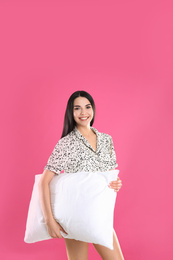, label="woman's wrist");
[45,215,55,224]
